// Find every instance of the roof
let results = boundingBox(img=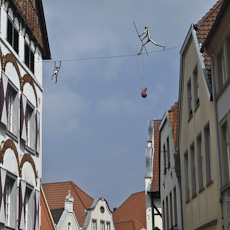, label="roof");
[113,191,146,230]
[202,0,229,50]
[195,0,223,81]
[40,187,56,230]
[150,120,161,192]
[50,208,64,224]
[42,181,94,227]
[168,102,179,152]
